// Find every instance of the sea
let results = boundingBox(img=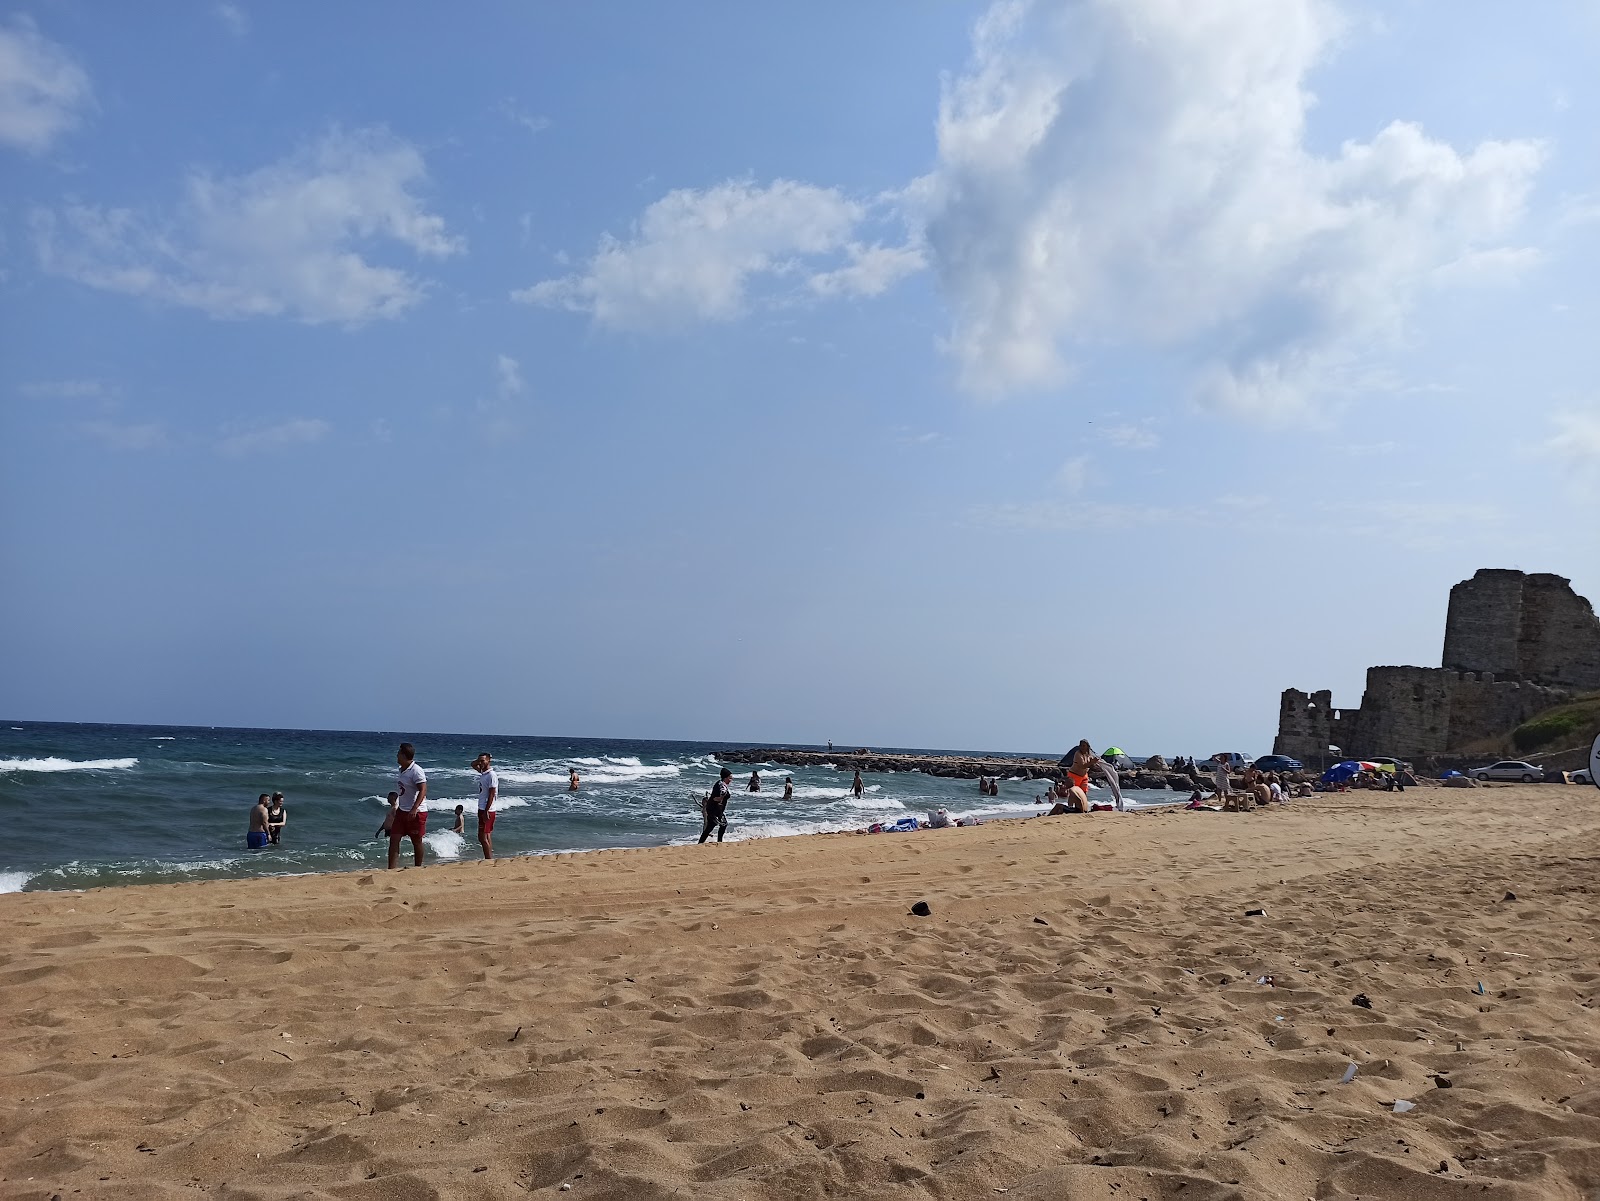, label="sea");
[0,722,1183,893]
